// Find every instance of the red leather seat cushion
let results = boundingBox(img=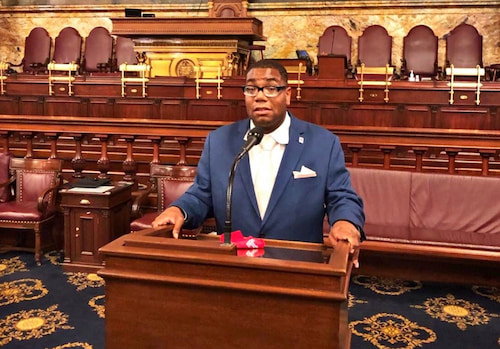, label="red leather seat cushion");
[130,212,158,232]
[0,201,44,221]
